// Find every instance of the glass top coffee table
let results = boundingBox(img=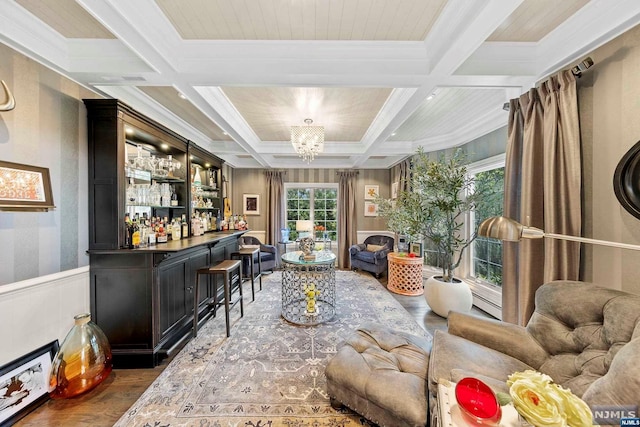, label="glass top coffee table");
[280,251,336,325]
